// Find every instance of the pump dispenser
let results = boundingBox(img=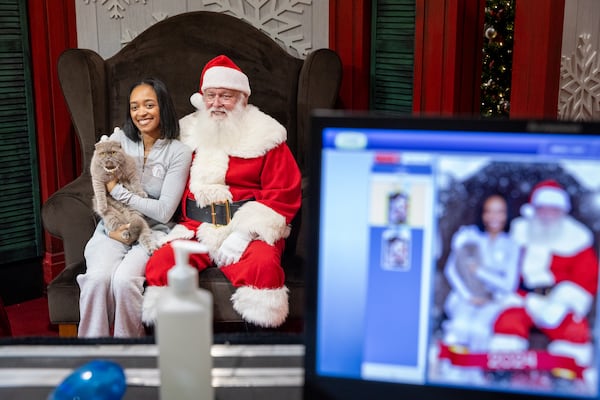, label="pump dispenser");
[156,240,213,400]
